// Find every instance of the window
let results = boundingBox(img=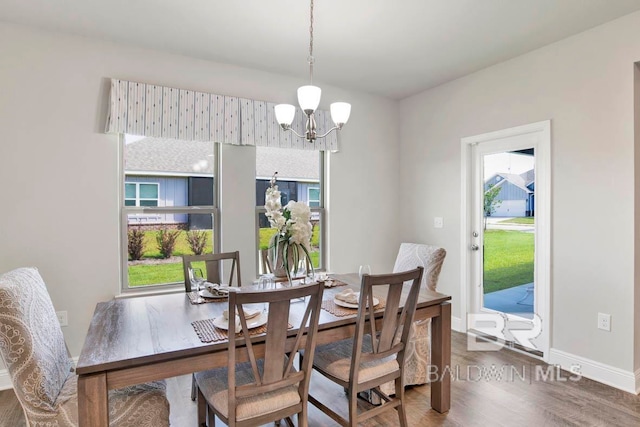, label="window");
[125,182,159,207]
[255,146,325,274]
[121,134,219,291]
[307,187,320,208]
